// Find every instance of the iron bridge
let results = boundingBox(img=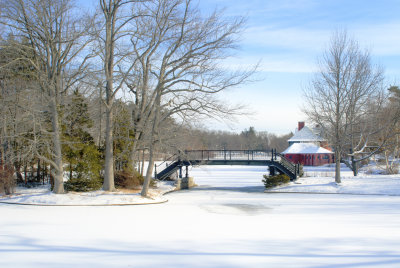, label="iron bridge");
[154,149,301,181]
